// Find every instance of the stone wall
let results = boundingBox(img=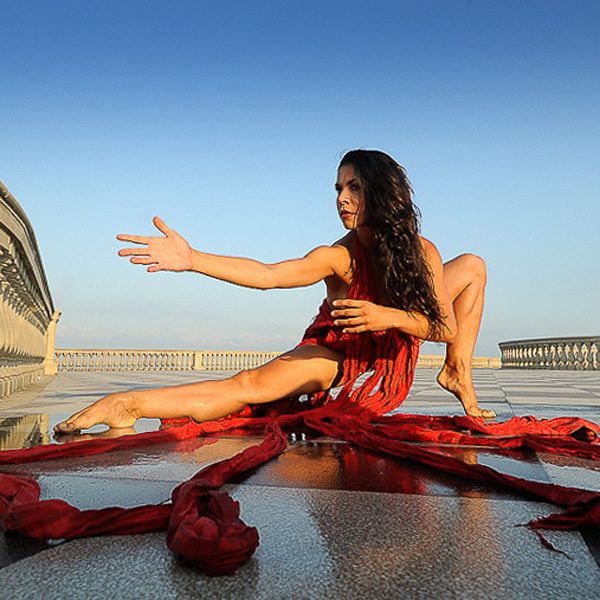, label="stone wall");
[0,180,59,397]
